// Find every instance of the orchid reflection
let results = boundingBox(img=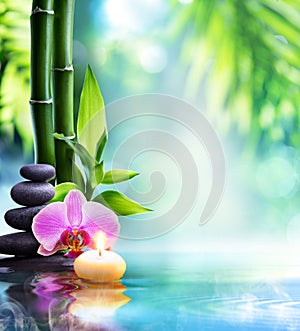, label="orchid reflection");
[31,271,130,330]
